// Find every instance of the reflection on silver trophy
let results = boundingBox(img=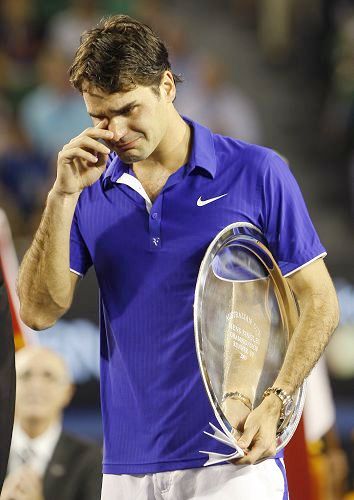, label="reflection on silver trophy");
[194,222,306,464]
